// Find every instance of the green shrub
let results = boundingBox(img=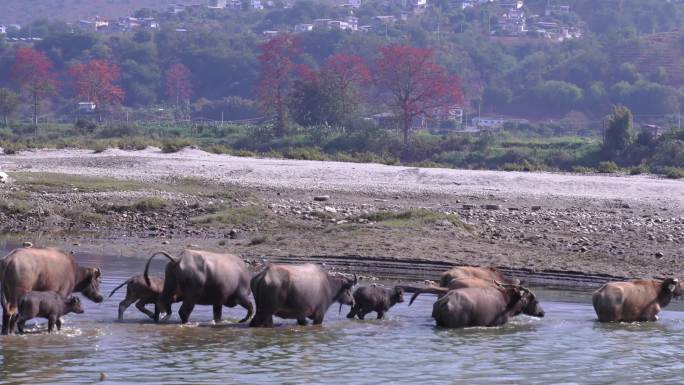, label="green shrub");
[161,137,194,153]
[597,161,619,173]
[571,166,594,173]
[629,165,649,175]
[662,166,684,179]
[92,142,108,154]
